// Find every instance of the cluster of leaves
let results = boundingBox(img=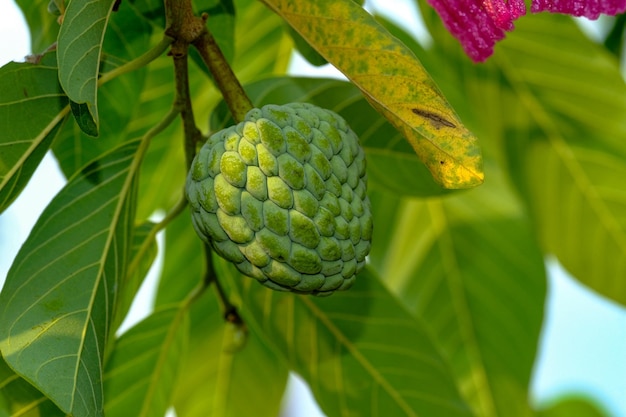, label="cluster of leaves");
[0,0,624,416]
